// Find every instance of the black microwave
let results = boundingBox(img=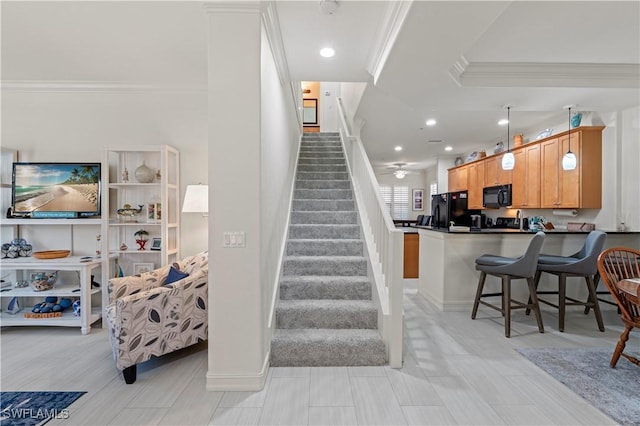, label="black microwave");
[483,184,512,208]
